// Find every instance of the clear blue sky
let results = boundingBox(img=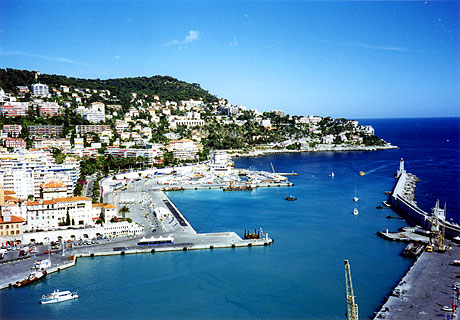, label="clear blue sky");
[1,0,459,118]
